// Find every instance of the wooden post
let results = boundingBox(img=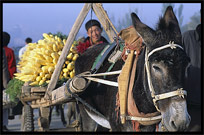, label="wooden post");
[44,3,92,99]
[93,3,118,42]
[38,106,50,131]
